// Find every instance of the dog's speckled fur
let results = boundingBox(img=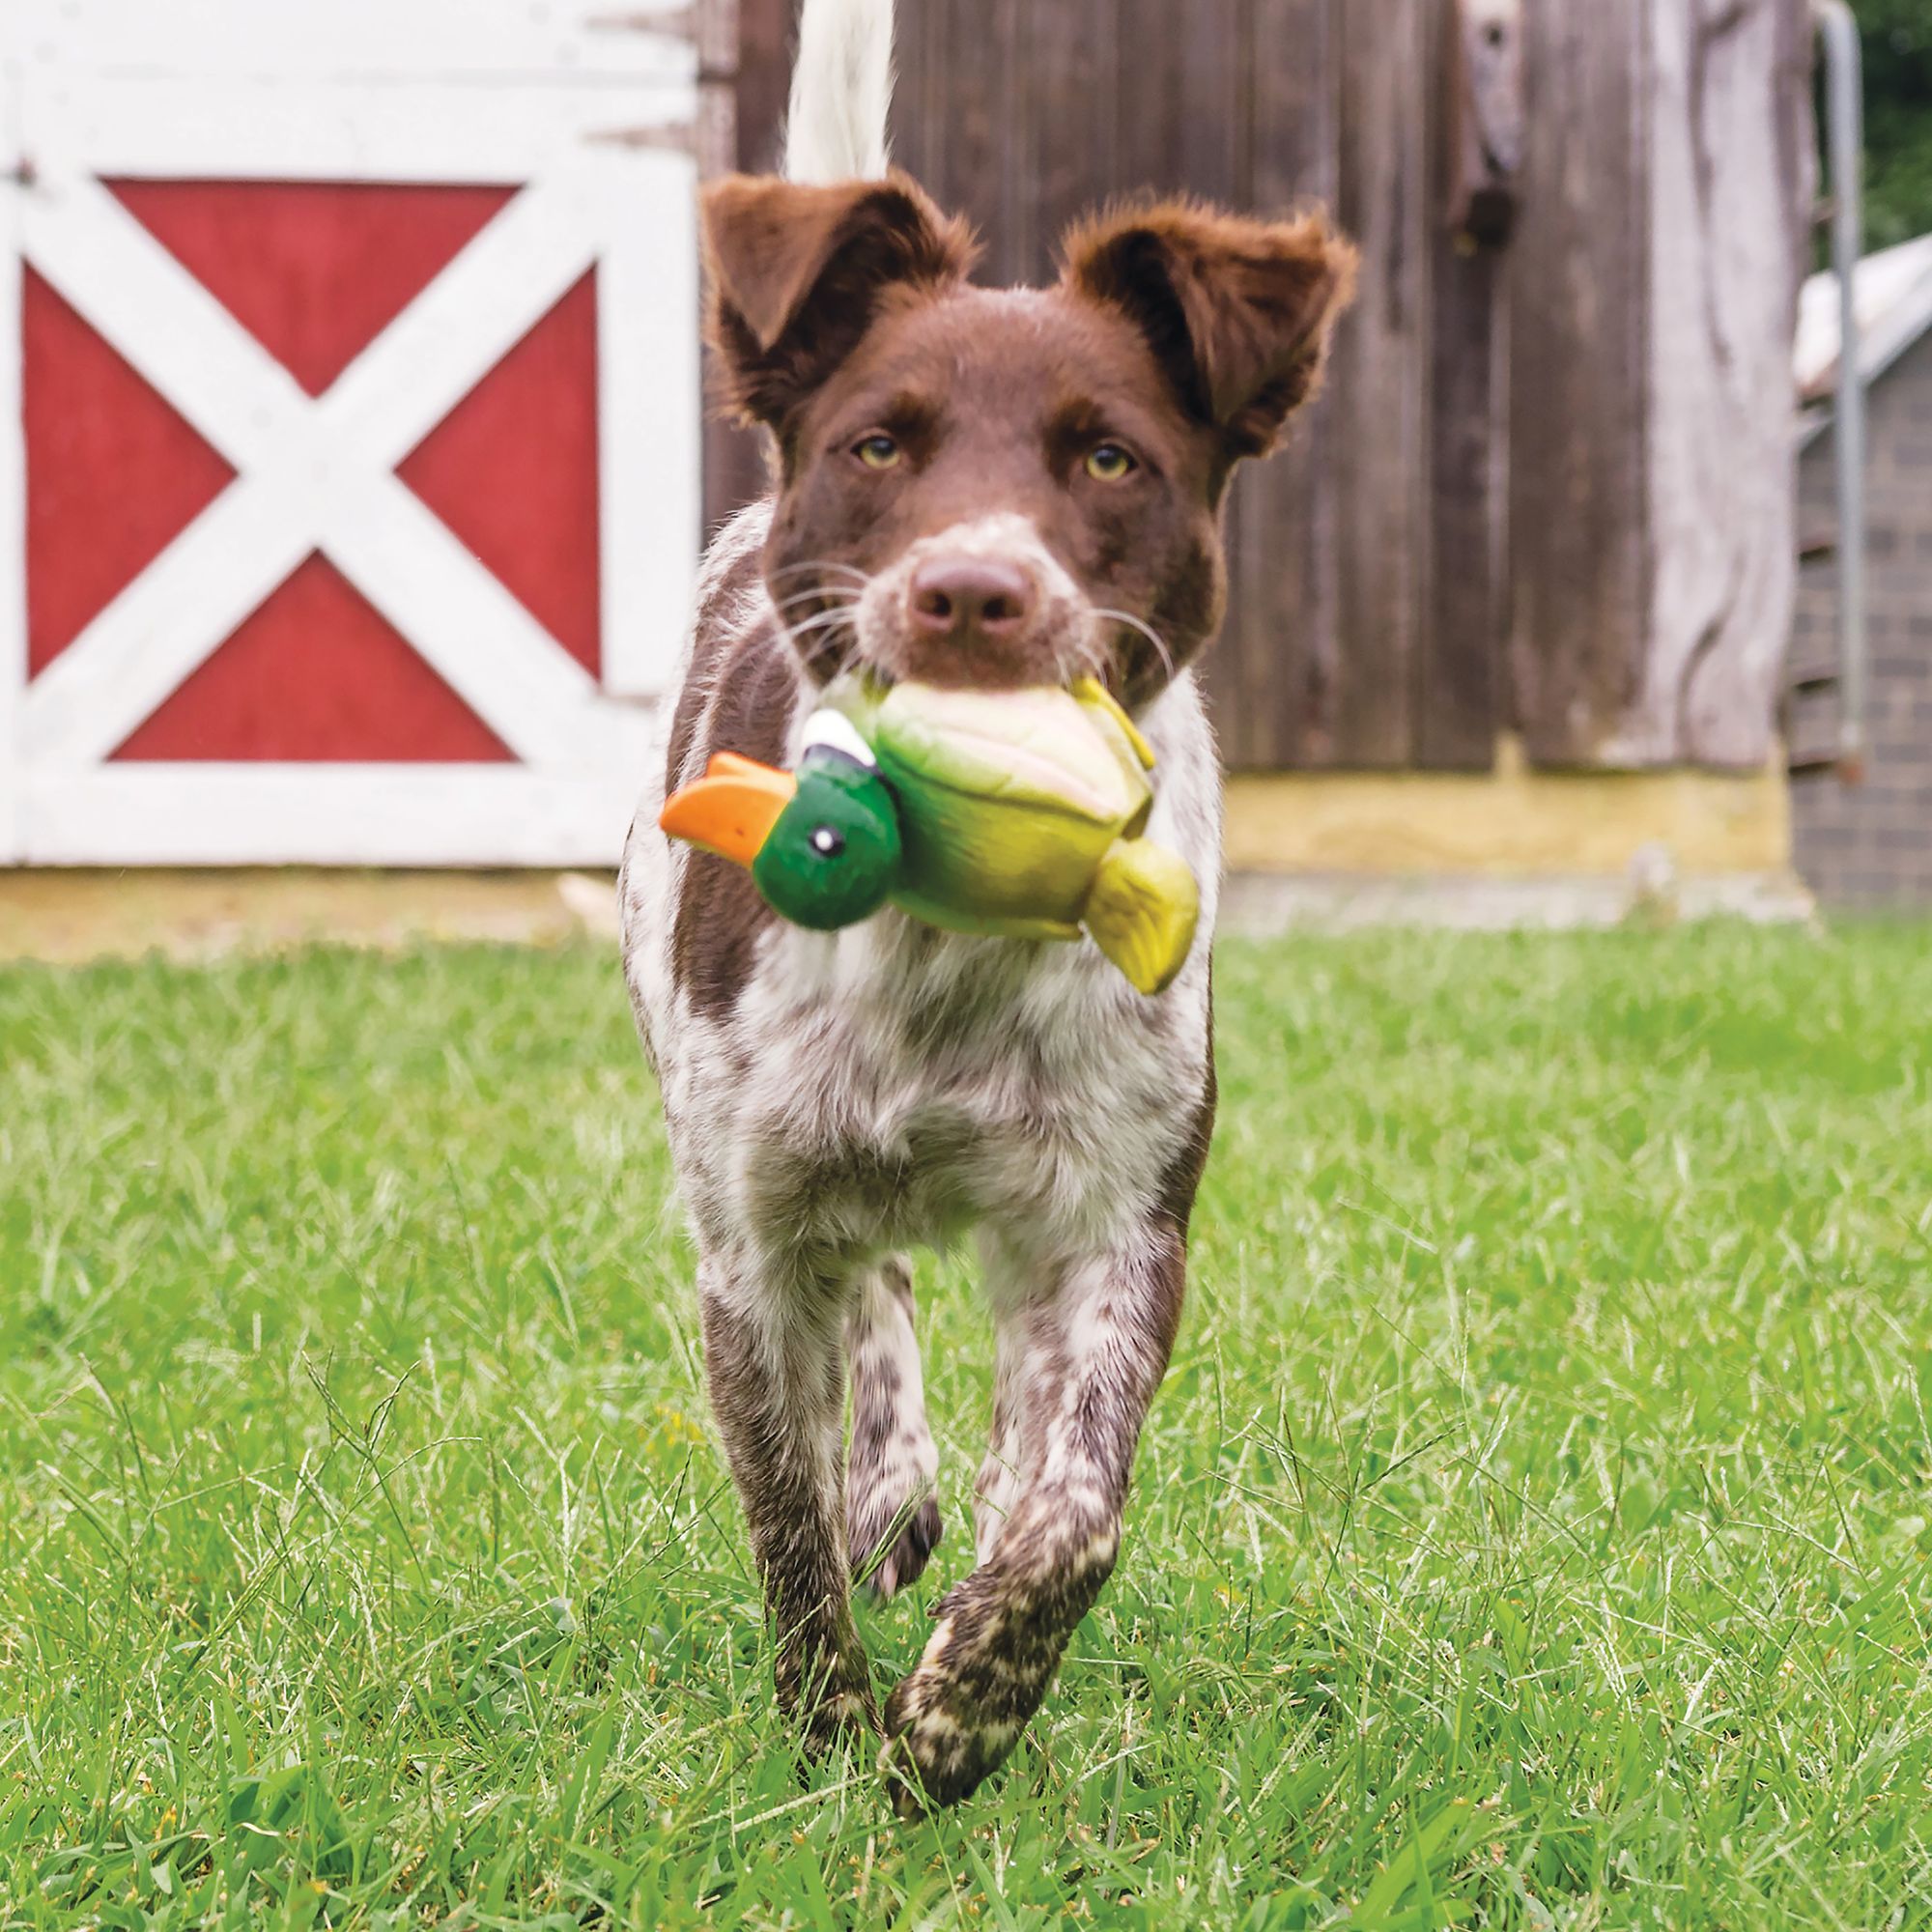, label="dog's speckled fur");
[618,3,1350,1808]
[621,504,1225,1804]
